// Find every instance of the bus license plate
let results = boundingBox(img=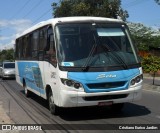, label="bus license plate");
[98,101,113,106]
